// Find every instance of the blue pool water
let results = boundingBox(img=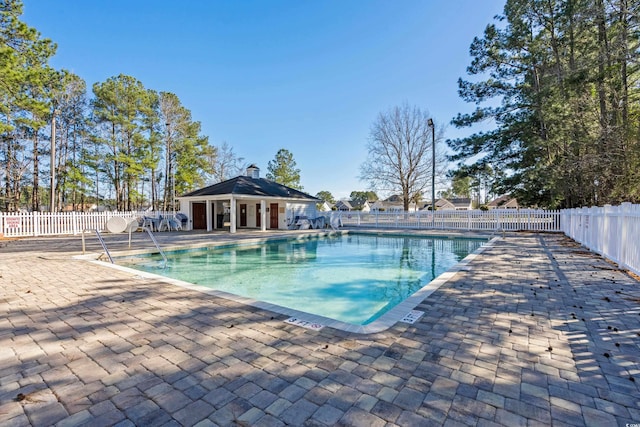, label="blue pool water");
[122,234,485,325]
